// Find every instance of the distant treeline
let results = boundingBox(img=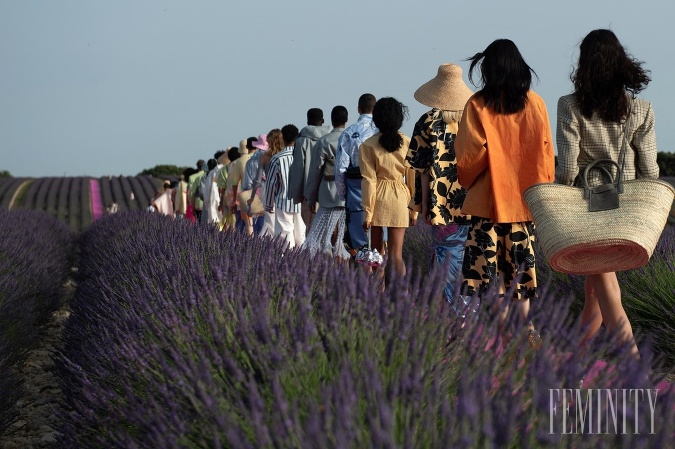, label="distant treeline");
[138,164,191,178]
[657,151,675,177]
